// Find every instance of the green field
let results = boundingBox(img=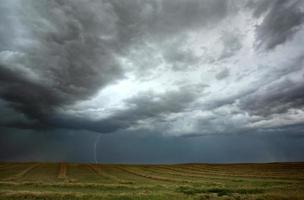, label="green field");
[0,162,303,200]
